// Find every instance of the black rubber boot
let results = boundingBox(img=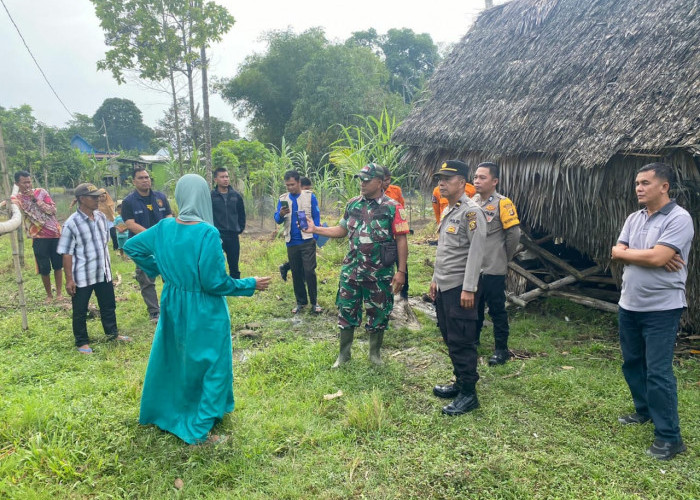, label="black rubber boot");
[332,328,354,368]
[368,329,385,366]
